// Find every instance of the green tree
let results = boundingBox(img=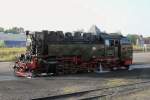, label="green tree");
[5,29,12,33]
[127,34,139,45]
[5,27,24,34]
[0,27,4,32]
[110,32,122,36]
